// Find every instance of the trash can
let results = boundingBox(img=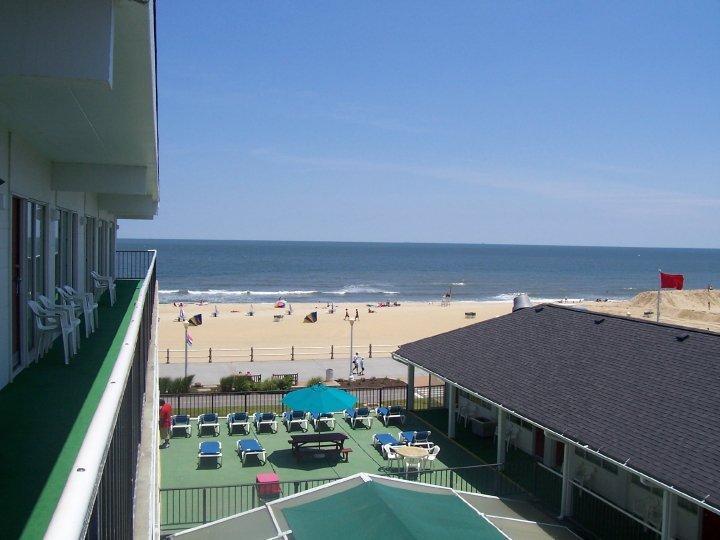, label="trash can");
[325,368,334,382]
